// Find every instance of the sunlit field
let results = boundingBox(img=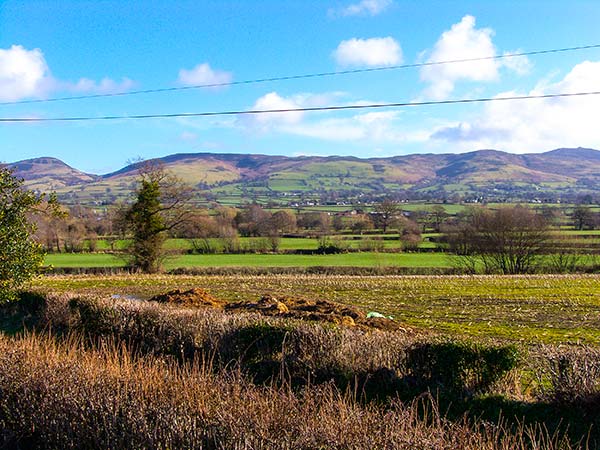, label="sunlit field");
[33,273,600,344]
